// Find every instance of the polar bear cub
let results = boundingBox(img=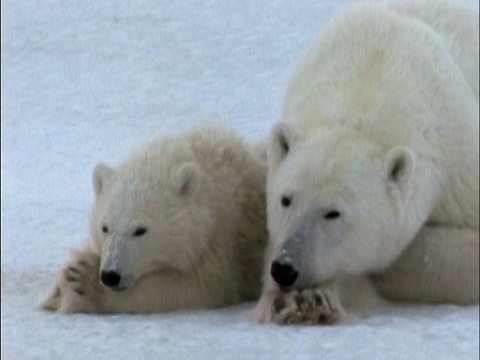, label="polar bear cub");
[254,0,479,324]
[42,124,268,313]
